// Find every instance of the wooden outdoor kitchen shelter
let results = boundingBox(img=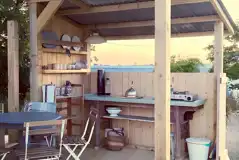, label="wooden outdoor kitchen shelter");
[26,0,235,159]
